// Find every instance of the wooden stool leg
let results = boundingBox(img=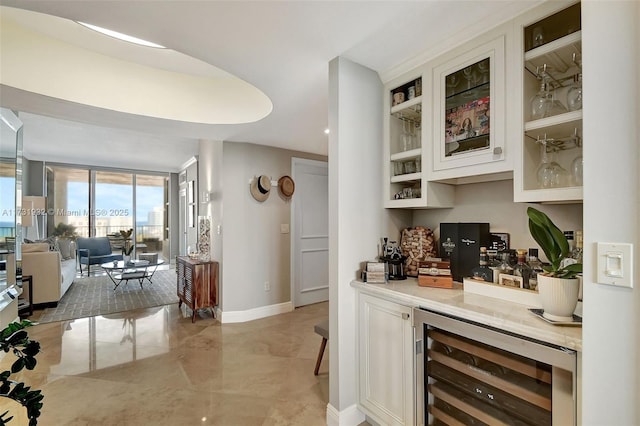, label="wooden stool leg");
[314,337,327,375]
